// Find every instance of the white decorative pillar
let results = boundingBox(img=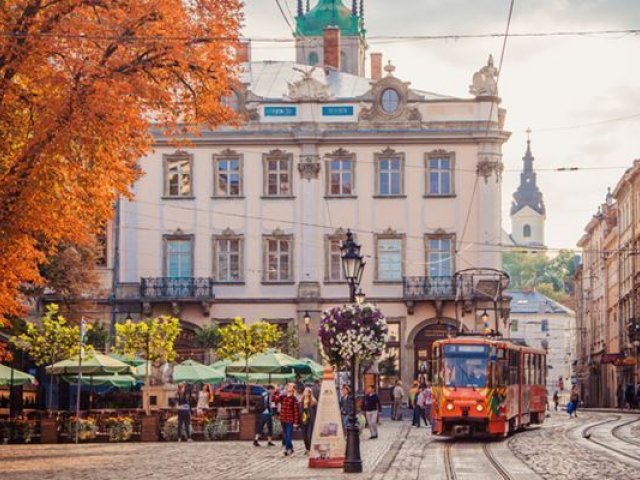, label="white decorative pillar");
[476,141,503,270]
